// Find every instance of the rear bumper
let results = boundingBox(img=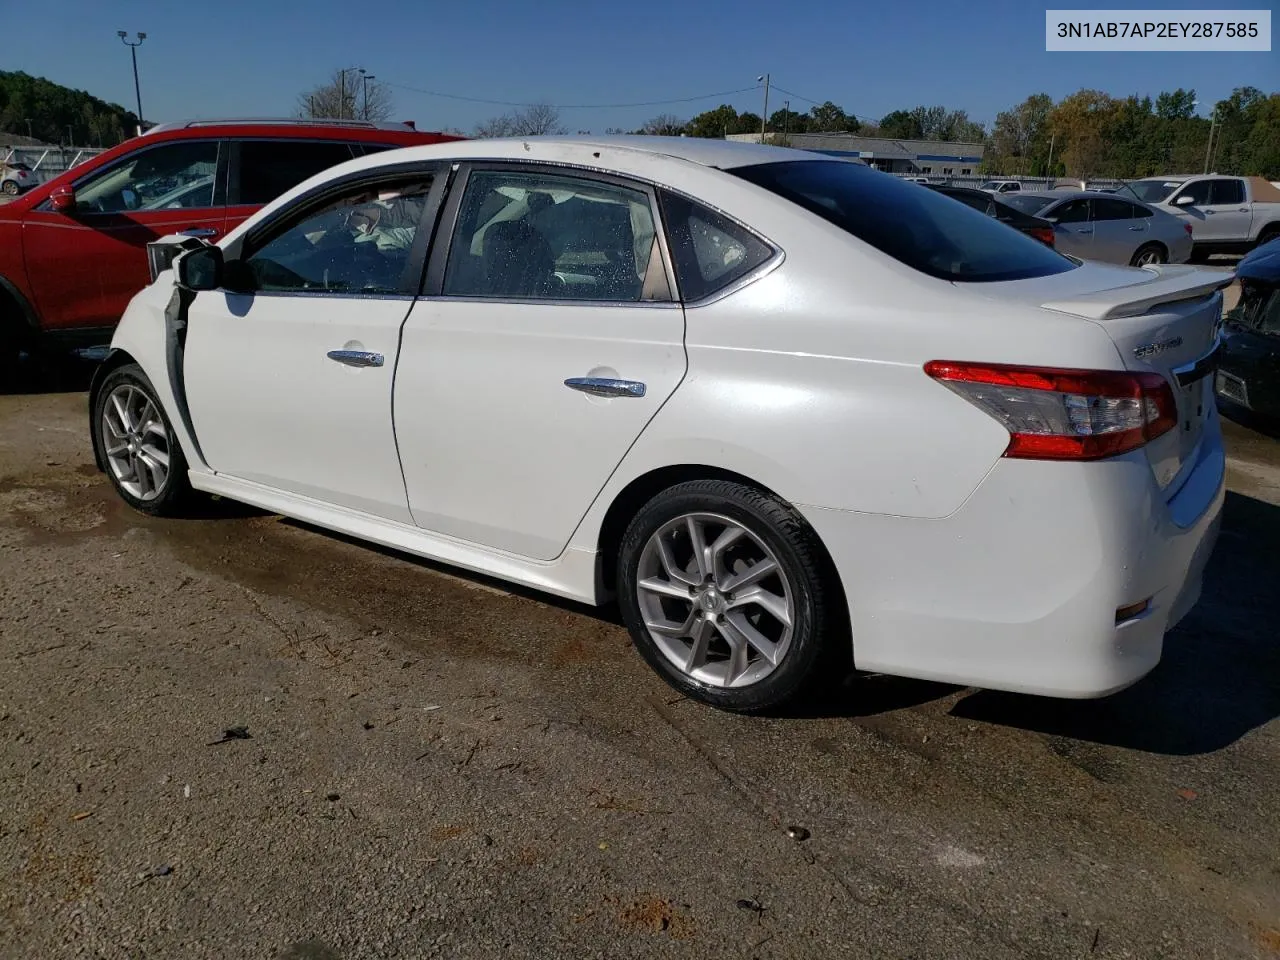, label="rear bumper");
[802,415,1225,698]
